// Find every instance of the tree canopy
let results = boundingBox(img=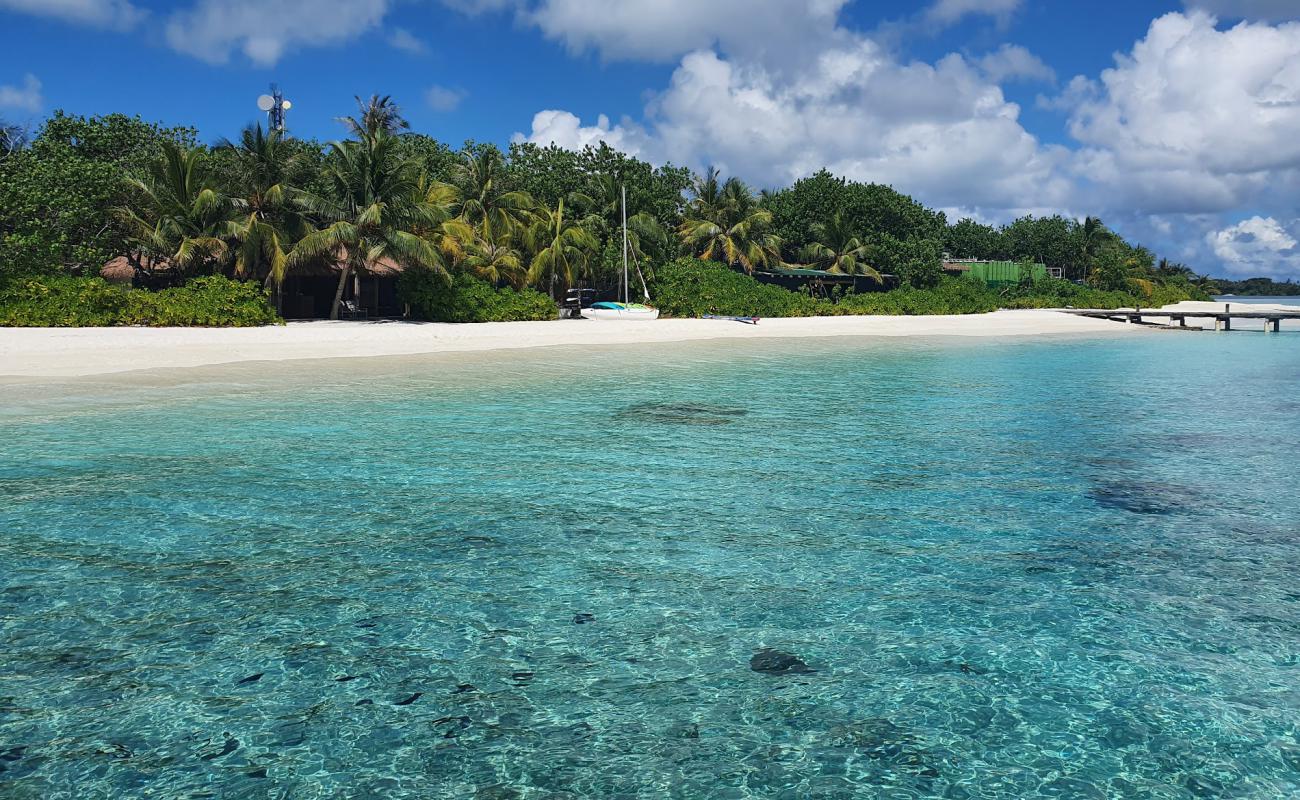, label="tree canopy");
[1,103,1224,301]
